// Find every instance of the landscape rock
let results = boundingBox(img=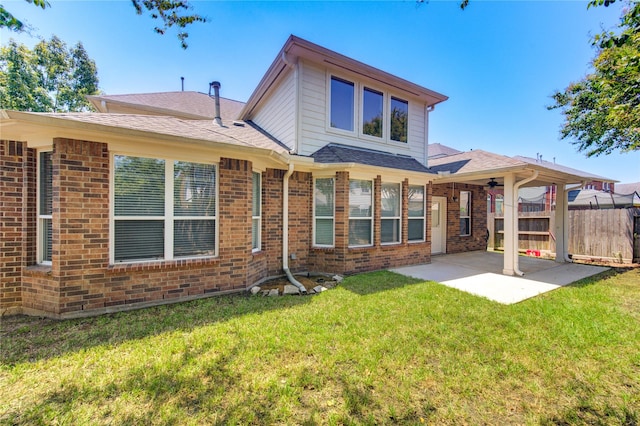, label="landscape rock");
[313,285,328,293]
[250,286,261,295]
[283,284,301,295]
[332,275,344,283]
[267,289,279,297]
